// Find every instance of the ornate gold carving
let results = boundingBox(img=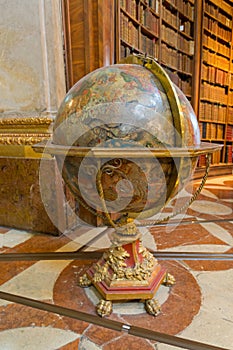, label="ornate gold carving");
[0,116,53,145]
[78,273,92,287]
[145,299,161,316]
[163,272,176,286]
[0,133,50,145]
[0,116,53,126]
[96,300,113,317]
[110,218,142,245]
[92,243,155,284]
